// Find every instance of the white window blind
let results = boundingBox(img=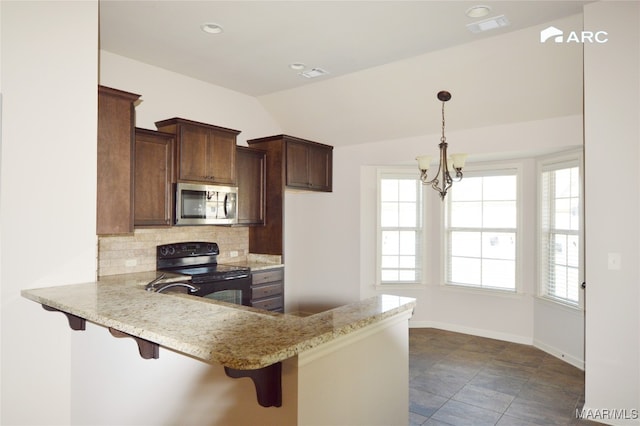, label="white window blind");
[446,170,518,291]
[540,161,581,306]
[378,170,423,284]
